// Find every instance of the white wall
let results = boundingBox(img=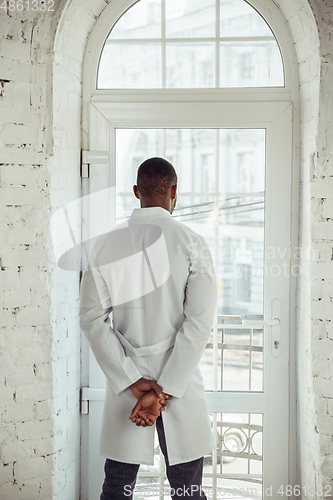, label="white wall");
[0,4,81,499]
[274,0,333,494]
